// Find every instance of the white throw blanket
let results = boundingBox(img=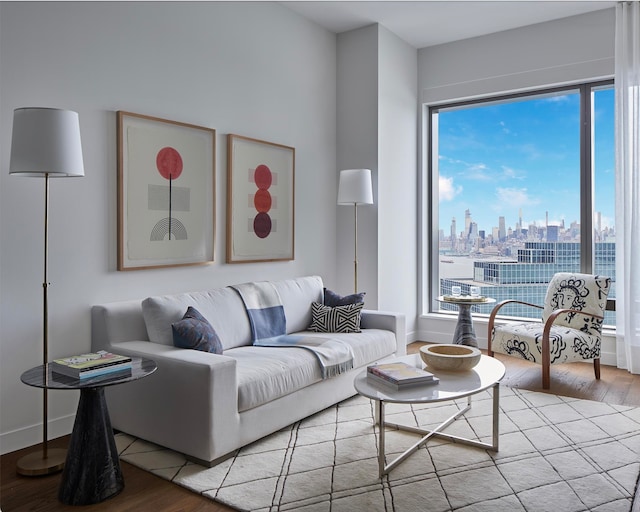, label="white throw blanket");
[254,334,354,379]
[231,281,354,378]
